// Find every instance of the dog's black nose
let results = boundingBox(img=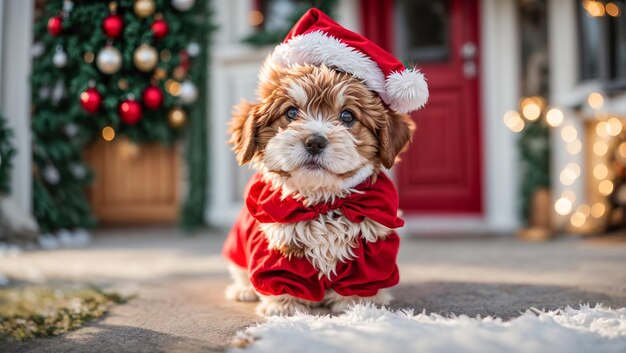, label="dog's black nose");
[304,134,328,155]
